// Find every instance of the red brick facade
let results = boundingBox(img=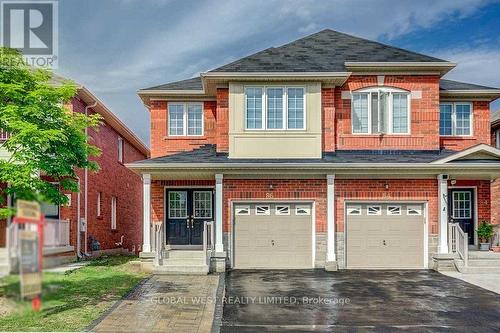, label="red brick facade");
[334,75,441,150]
[321,88,336,152]
[60,97,147,253]
[216,89,229,153]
